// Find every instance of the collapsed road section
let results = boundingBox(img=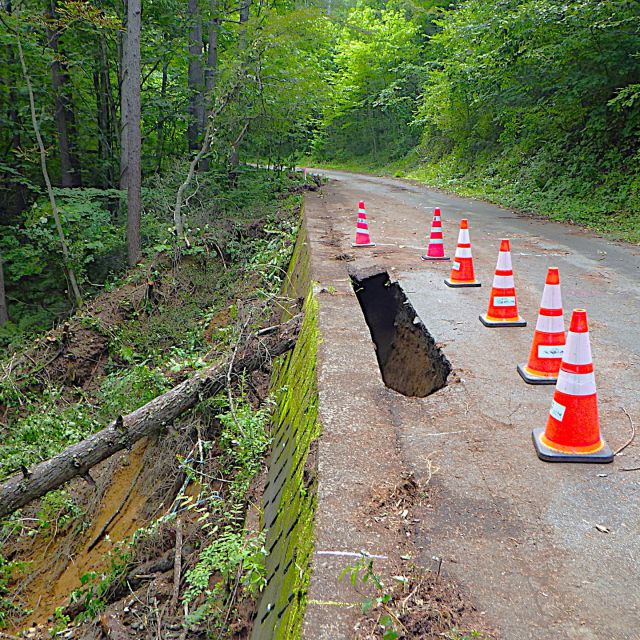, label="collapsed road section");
[350,268,451,398]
